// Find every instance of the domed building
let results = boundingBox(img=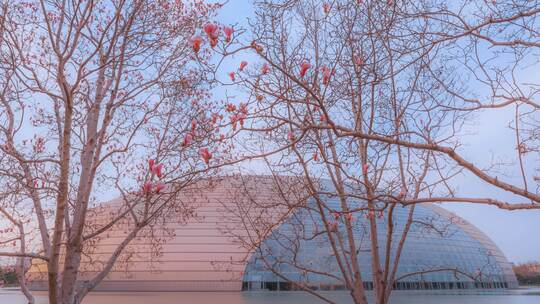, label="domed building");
[28,176,518,292]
